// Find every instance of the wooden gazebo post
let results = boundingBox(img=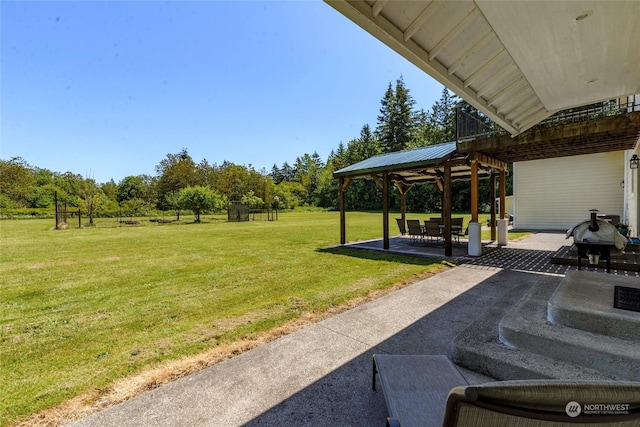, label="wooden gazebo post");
[339,177,351,245]
[339,177,346,244]
[497,168,509,245]
[443,162,452,256]
[490,171,497,241]
[382,172,390,249]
